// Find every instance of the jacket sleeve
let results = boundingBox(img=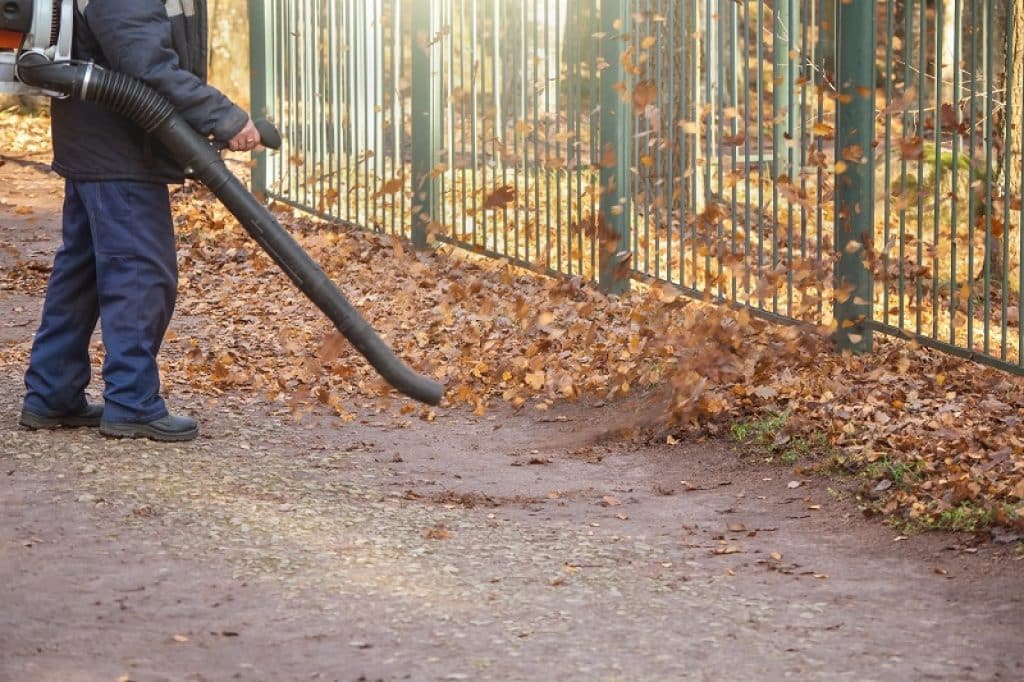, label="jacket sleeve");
[82,0,249,141]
